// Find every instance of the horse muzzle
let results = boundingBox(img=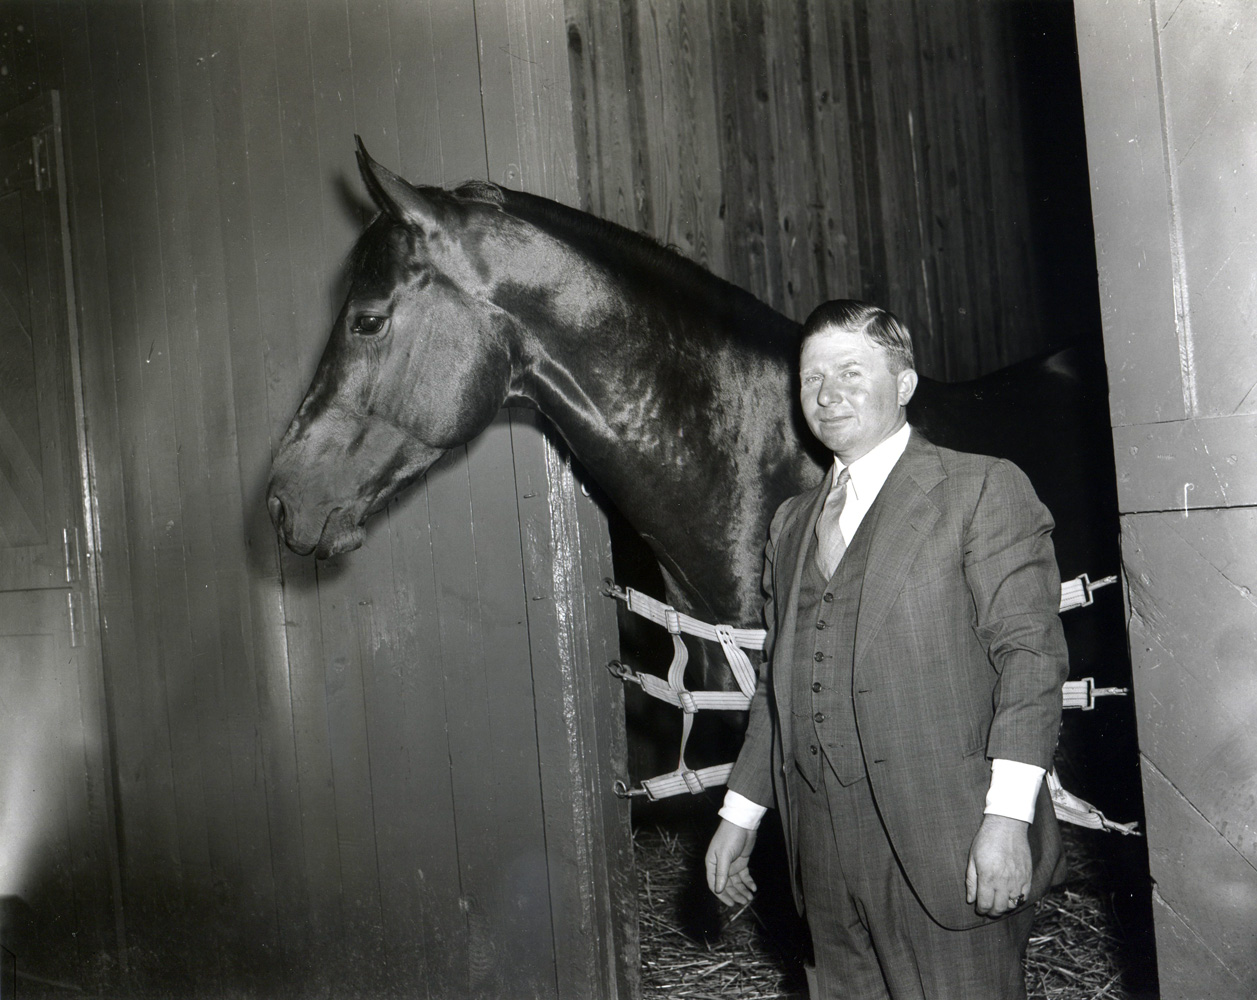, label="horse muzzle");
[267,490,368,559]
